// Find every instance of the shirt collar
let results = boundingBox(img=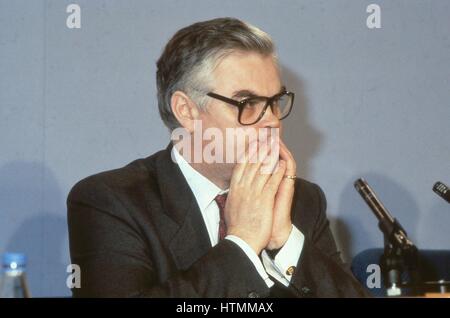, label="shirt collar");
[172,146,228,213]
